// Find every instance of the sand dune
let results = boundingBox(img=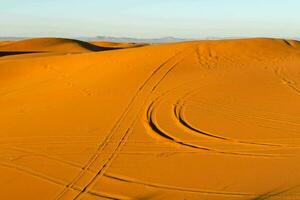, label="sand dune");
[0,38,121,54]
[0,38,300,199]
